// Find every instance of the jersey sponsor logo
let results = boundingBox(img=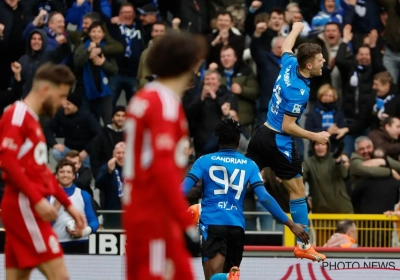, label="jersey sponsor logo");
[155,133,174,151]
[284,66,292,87]
[34,142,48,165]
[128,97,149,118]
[292,104,302,114]
[174,136,189,168]
[1,137,18,151]
[210,156,247,165]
